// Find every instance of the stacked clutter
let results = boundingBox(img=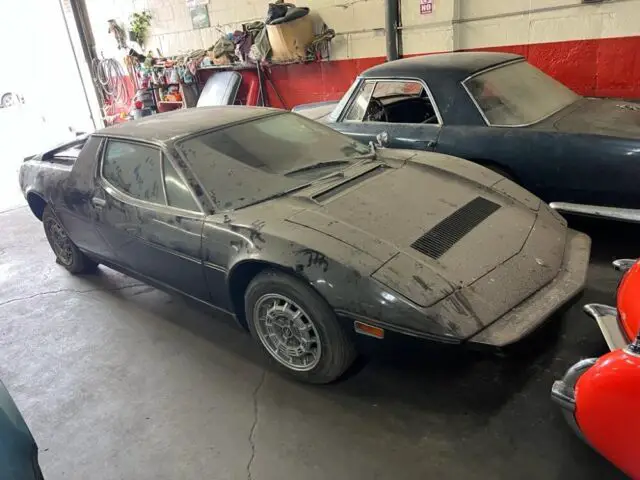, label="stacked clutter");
[205,1,334,66]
